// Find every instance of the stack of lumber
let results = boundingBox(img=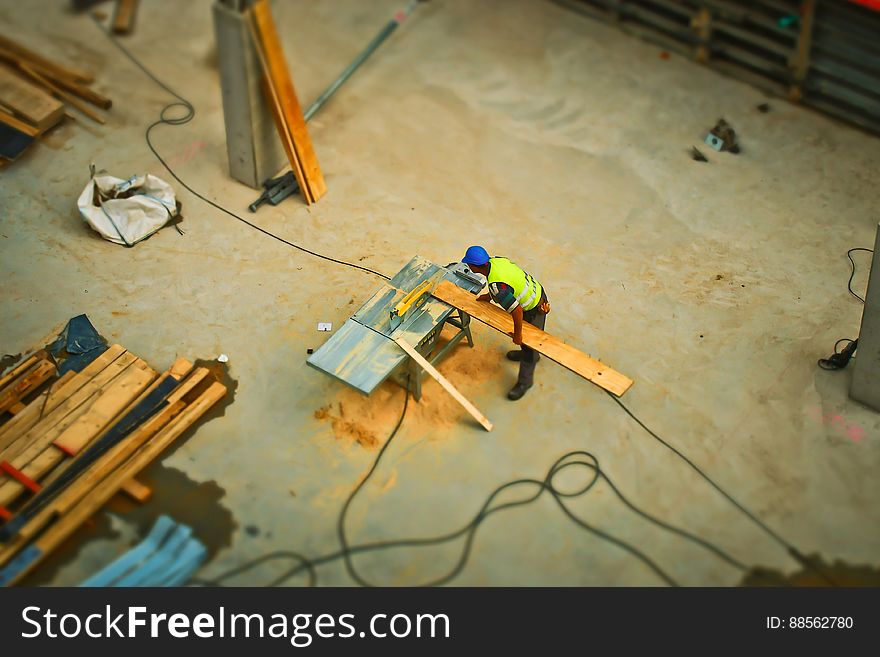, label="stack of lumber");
[248,0,327,204]
[0,345,227,586]
[0,32,110,162]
